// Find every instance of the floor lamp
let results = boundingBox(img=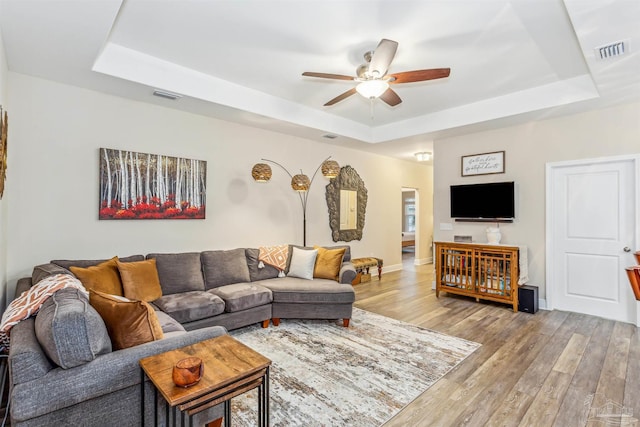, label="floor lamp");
[251,156,339,246]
